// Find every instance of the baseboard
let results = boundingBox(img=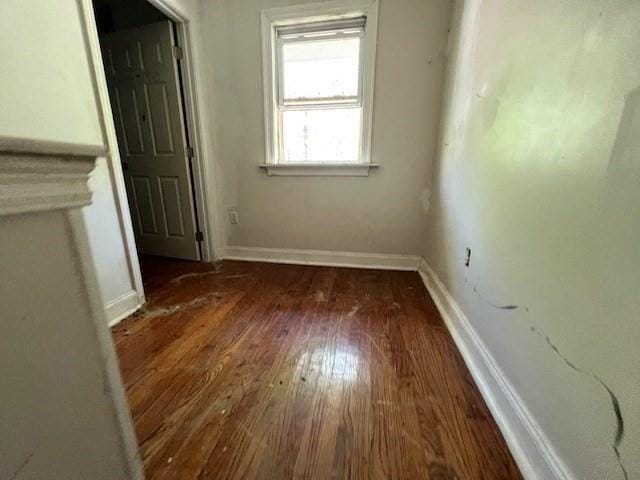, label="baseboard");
[223,246,421,271]
[105,290,141,327]
[418,258,570,480]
